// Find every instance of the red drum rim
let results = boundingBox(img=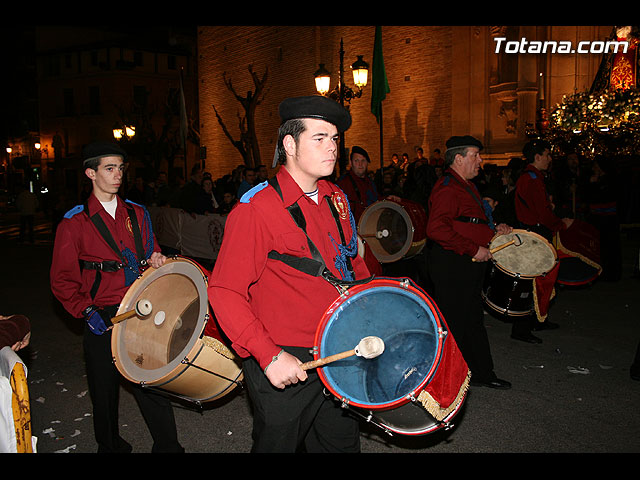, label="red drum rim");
[313,278,446,411]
